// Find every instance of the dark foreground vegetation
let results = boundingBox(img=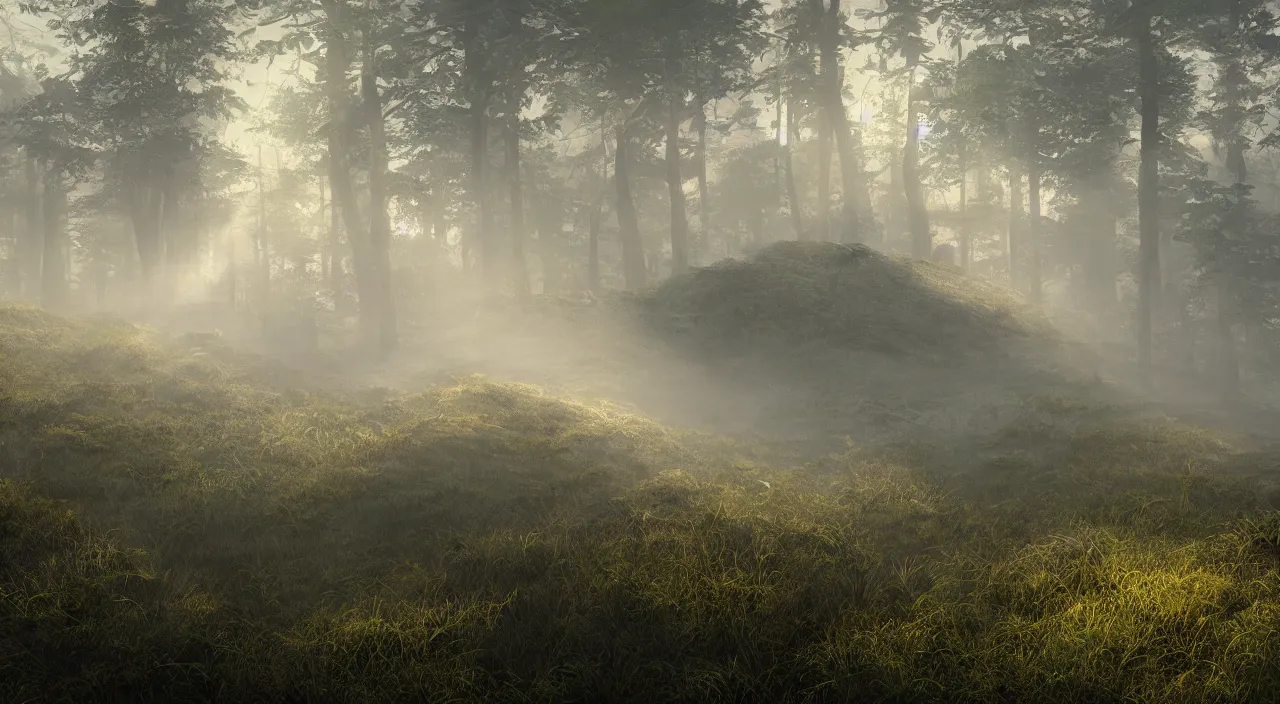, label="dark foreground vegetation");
[4,245,1280,703]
